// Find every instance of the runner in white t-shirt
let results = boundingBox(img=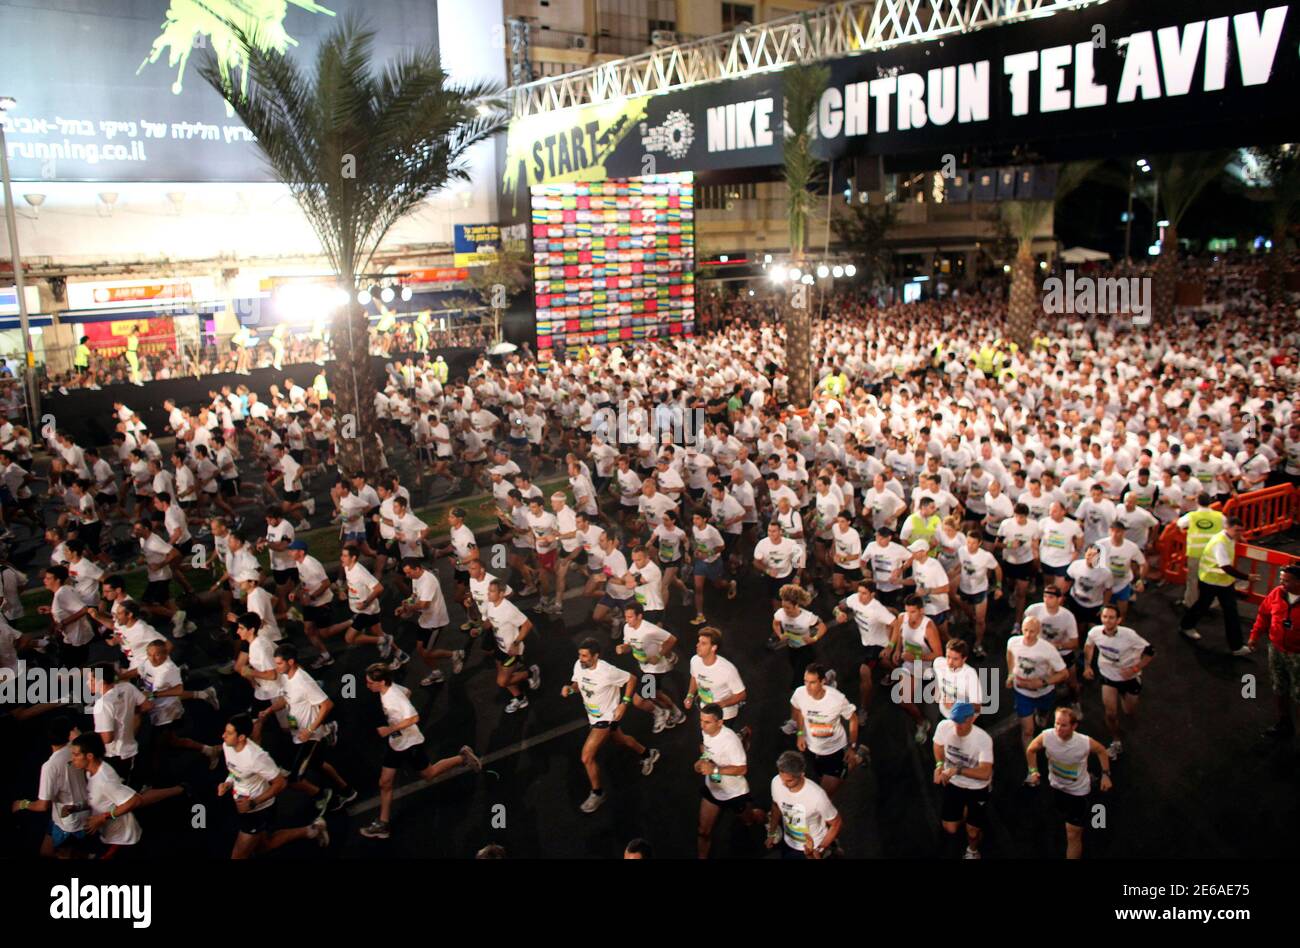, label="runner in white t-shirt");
[358,664,482,839]
[1006,615,1069,747]
[695,702,766,858]
[766,750,843,859]
[790,663,863,797]
[1025,705,1112,859]
[482,580,541,714]
[561,639,661,814]
[615,601,685,733]
[932,701,994,859]
[1084,604,1156,760]
[833,580,896,725]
